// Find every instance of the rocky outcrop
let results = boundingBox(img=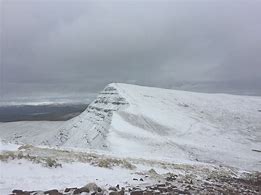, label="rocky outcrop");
[11,172,261,195]
[50,84,129,148]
